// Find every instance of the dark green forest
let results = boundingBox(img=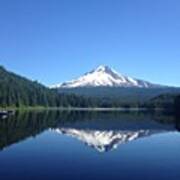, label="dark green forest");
[0,66,94,108]
[0,66,180,109]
